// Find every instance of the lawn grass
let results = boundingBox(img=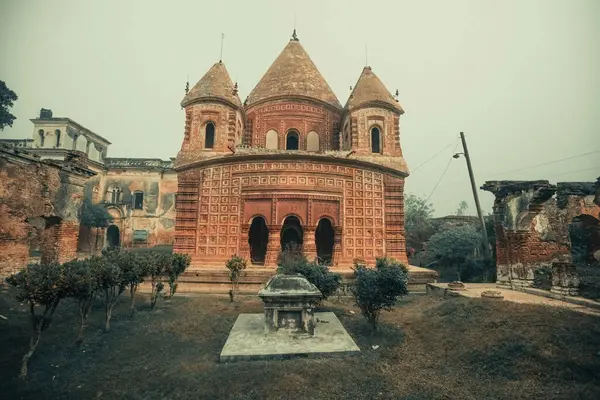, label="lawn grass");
[1,288,599,400]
